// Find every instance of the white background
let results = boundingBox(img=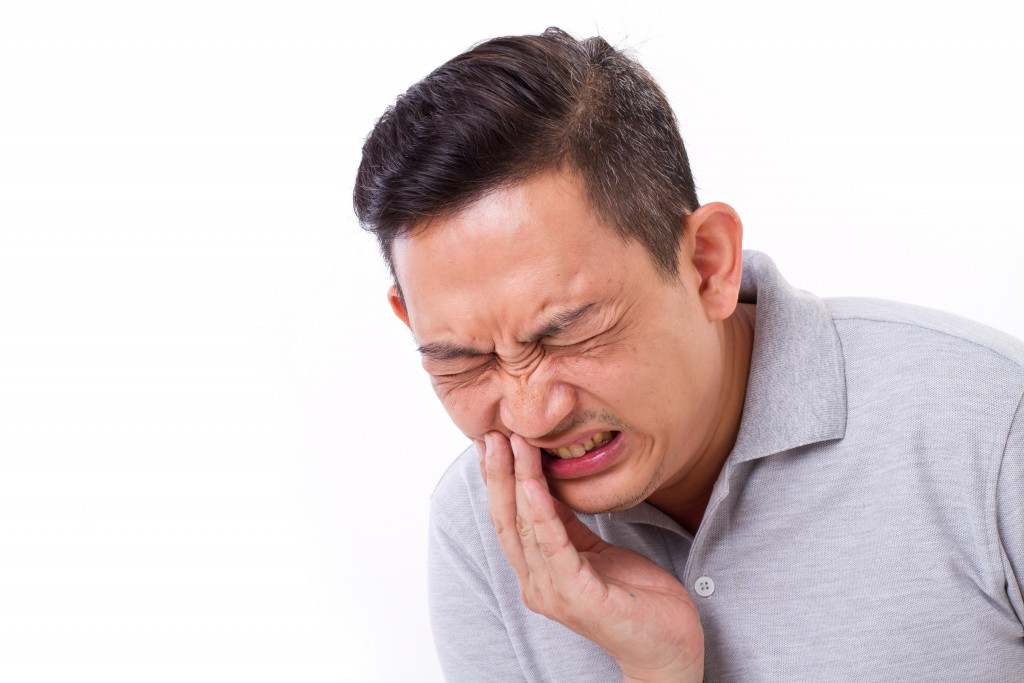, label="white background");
[1,1,1021,681]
